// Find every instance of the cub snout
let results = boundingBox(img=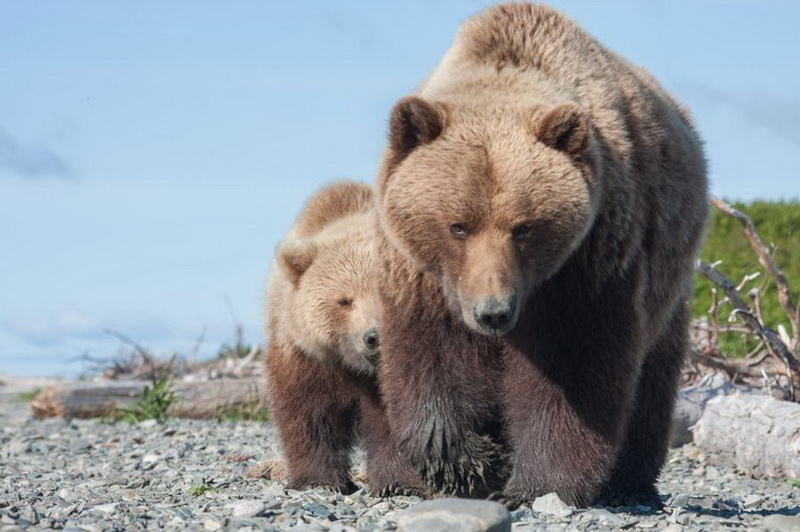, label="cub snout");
[361,327,380,360]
